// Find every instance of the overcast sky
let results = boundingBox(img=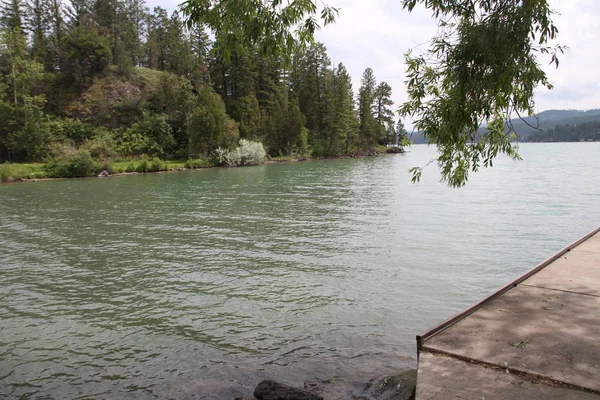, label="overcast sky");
[151,0,600,120]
